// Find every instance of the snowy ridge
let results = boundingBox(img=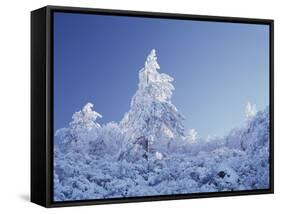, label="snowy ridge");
[54,50,269,201]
